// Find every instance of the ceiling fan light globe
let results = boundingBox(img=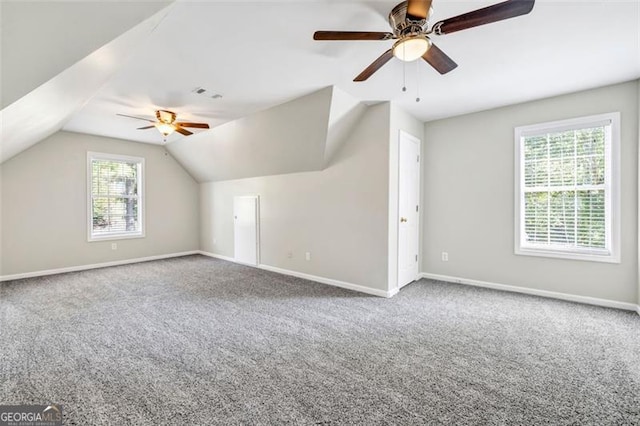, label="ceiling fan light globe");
[155,122,176,136]
[393,36,431,62]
